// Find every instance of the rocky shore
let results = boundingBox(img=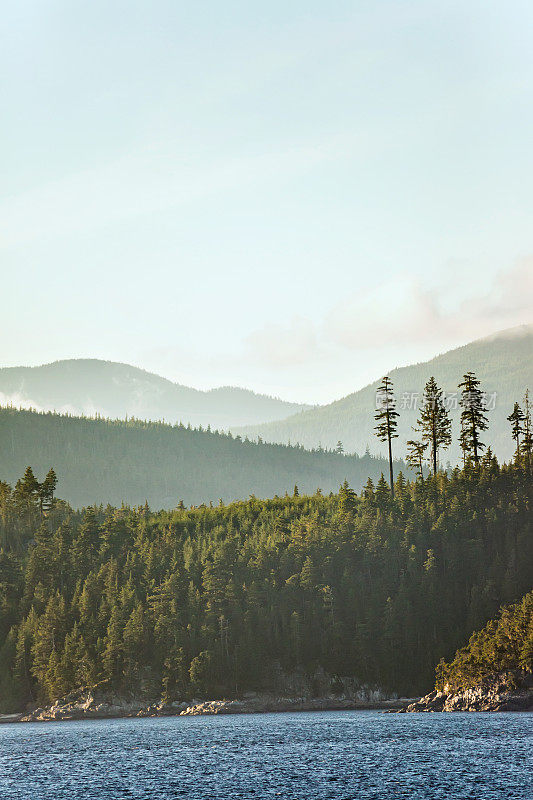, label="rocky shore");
[5,669,531,722]
[401,669,533,713]
[0,683,412,724]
